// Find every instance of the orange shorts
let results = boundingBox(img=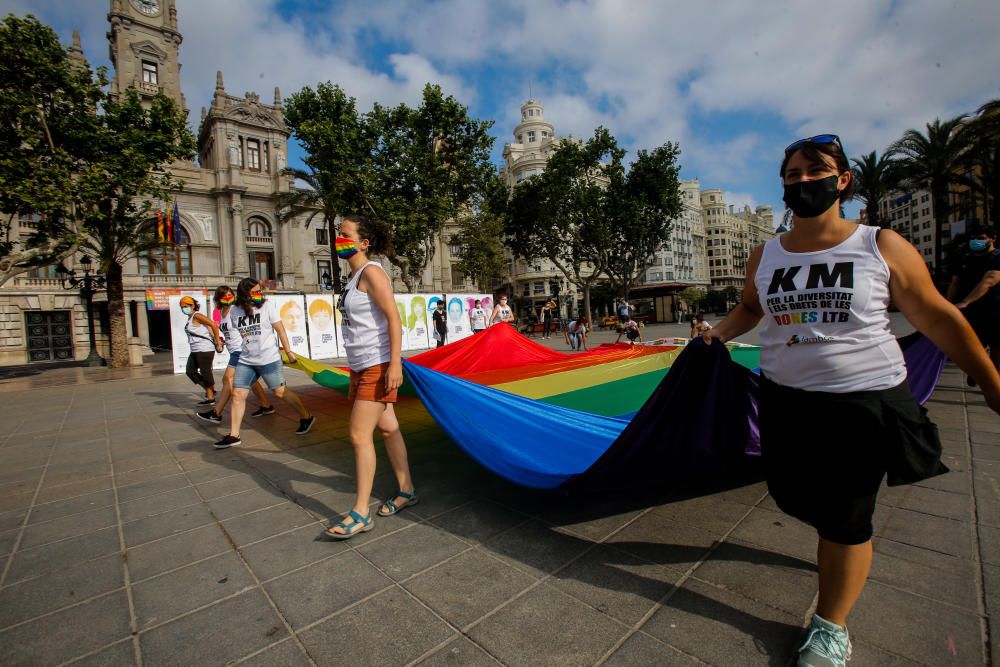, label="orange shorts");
[348,362,398,403]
